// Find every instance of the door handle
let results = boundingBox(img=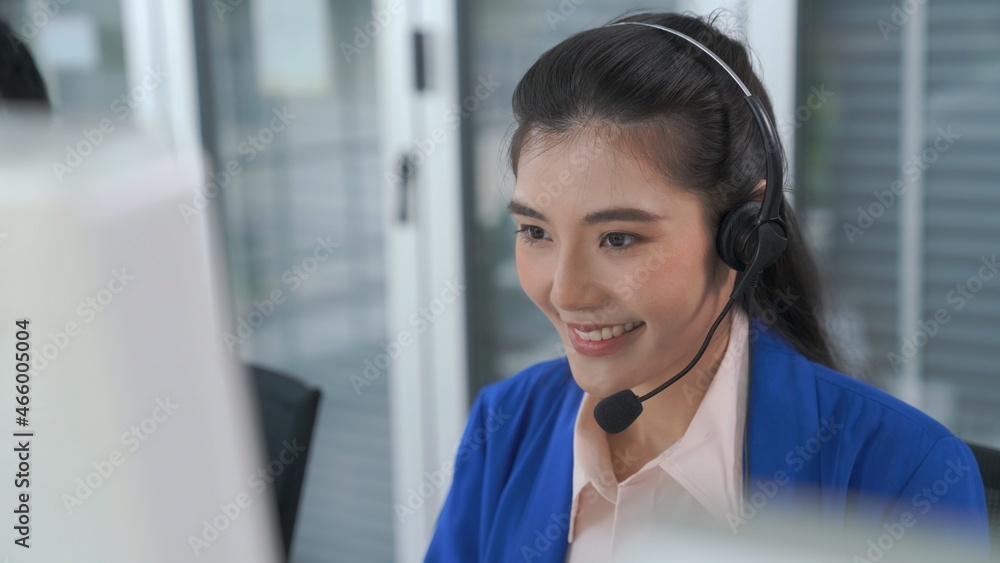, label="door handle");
[397,152,414,223]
